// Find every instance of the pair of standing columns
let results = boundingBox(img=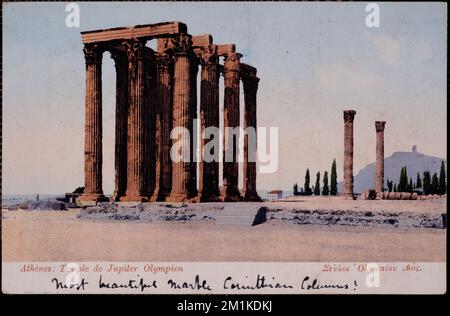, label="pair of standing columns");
[81,39,155,202]
[342,110,386,197]
[120,39,154,201]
